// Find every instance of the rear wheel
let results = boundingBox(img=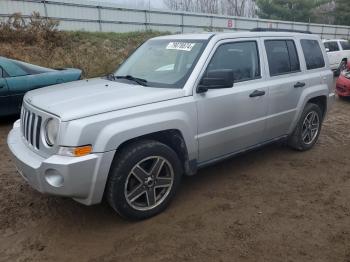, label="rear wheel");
[106,140,182,220]
[288,103,323,151]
